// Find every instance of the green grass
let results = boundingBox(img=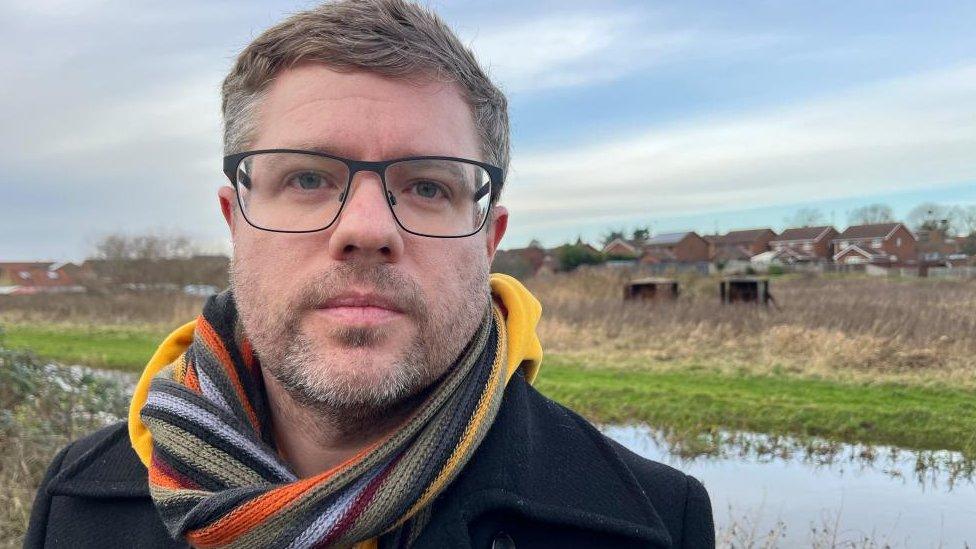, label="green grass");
[1,323,169,371]
[4,321,974,458]
[535,355,976,458]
